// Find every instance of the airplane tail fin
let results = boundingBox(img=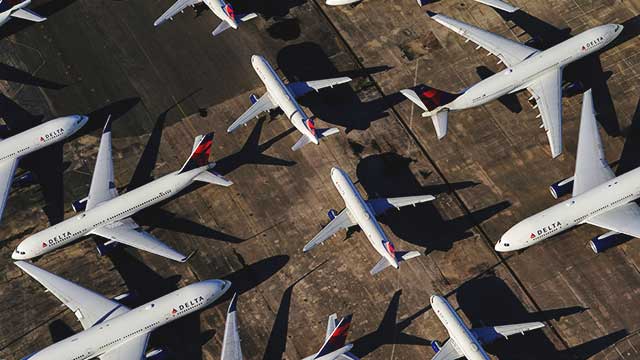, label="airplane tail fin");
[314,314,353,359]
[370,251,421,275]
[401,84,460,139]
[291,118,339,151]
[179,133,214,173]
[212,3,257,36]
